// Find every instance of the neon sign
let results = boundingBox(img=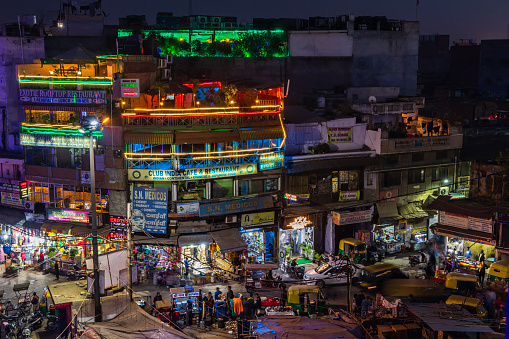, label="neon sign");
[287,216,312,230]
[121,79,140,98]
